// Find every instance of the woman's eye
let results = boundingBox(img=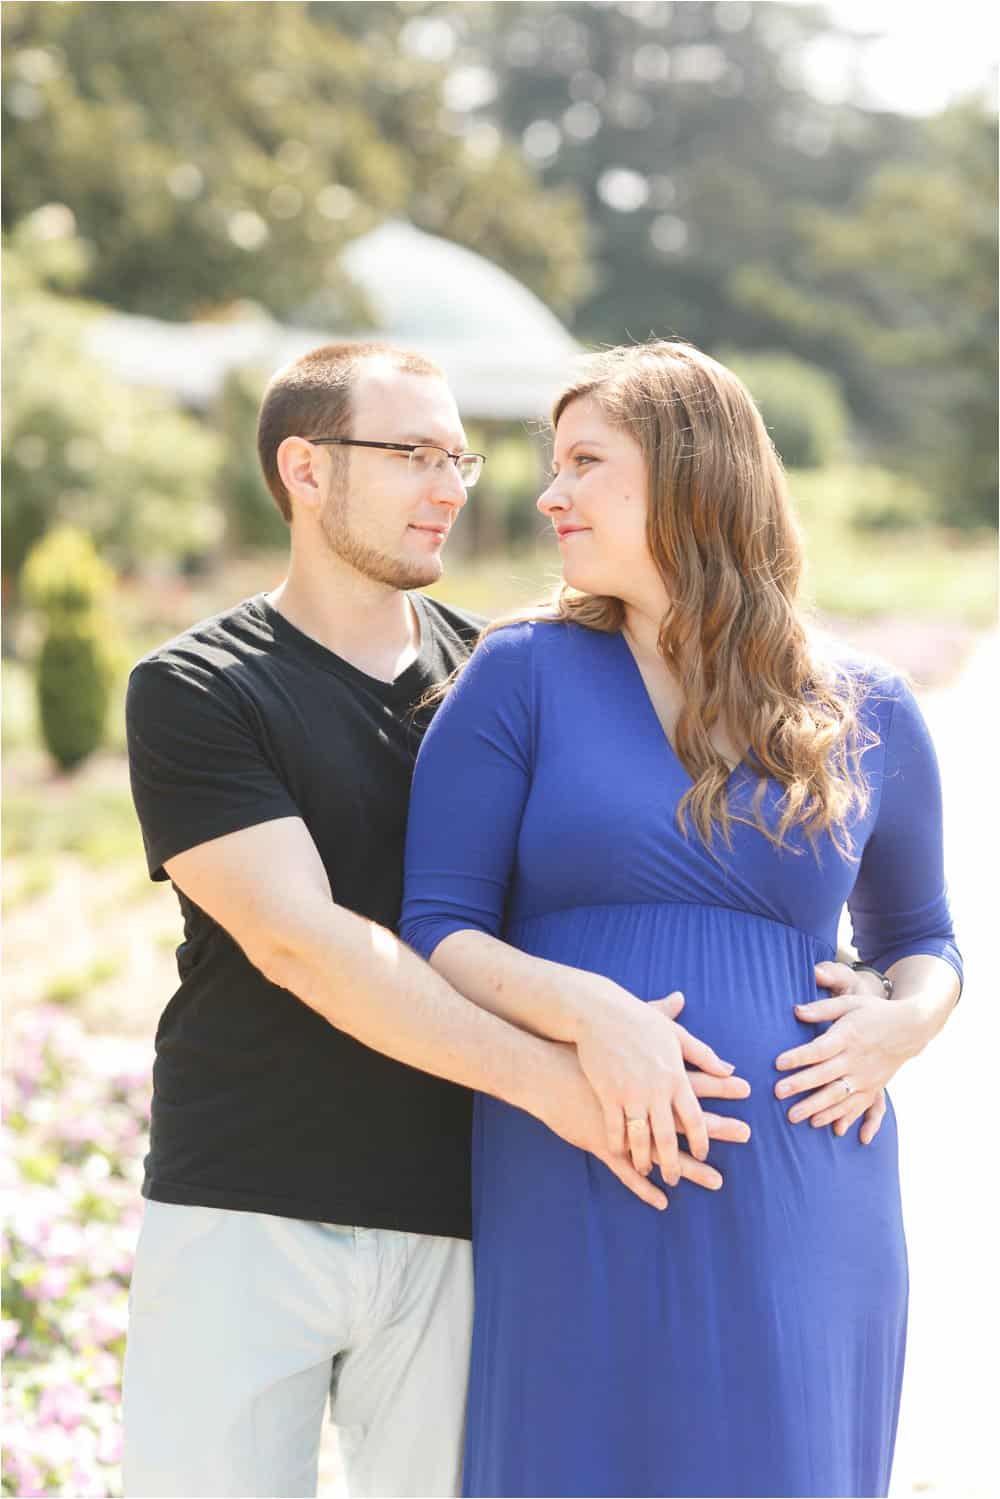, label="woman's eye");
[575,455,595,467]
